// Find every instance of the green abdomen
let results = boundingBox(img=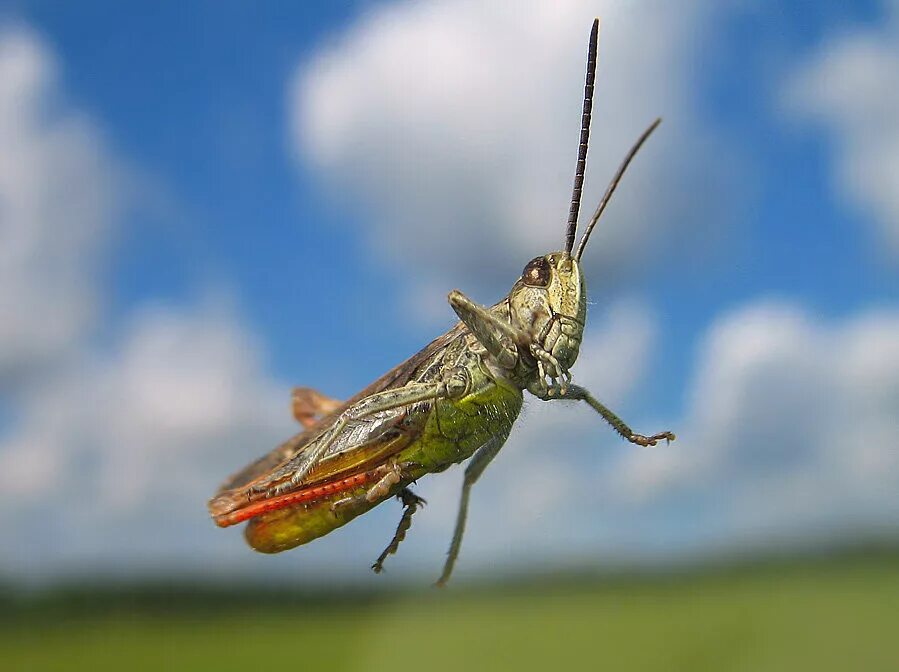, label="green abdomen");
[405,374,523,470]
[245,374,523,554]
